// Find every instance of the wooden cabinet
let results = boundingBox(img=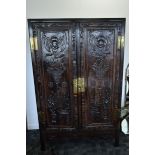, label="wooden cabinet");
[28,19,125,150]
